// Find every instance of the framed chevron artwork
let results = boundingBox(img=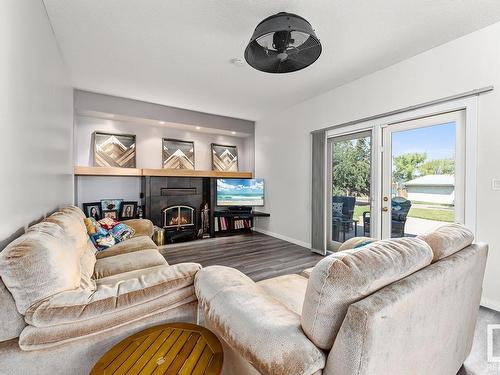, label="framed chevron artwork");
[94,132,136,168]
[211,143,238,172]
[162,138,195,170]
